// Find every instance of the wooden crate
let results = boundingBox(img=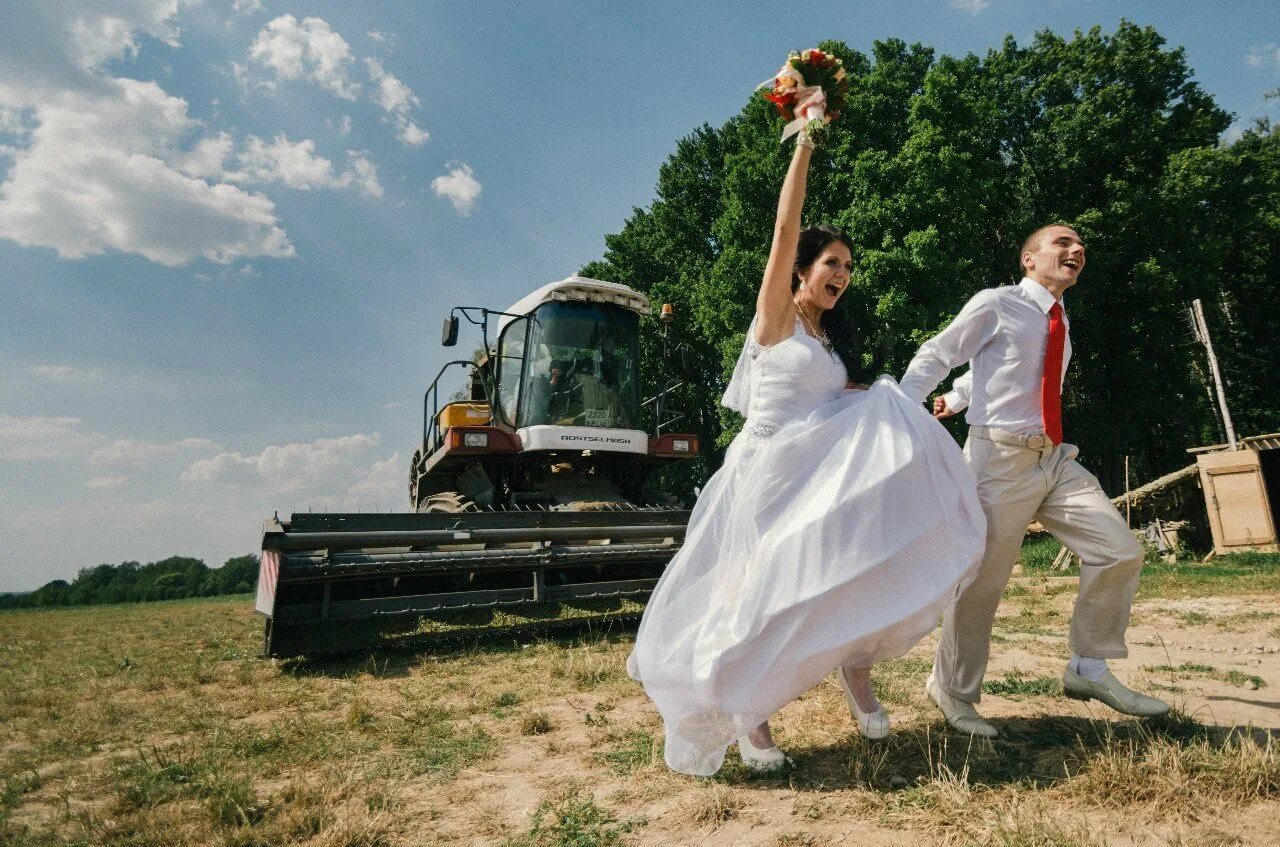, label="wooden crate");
[1196,448,1279,555]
